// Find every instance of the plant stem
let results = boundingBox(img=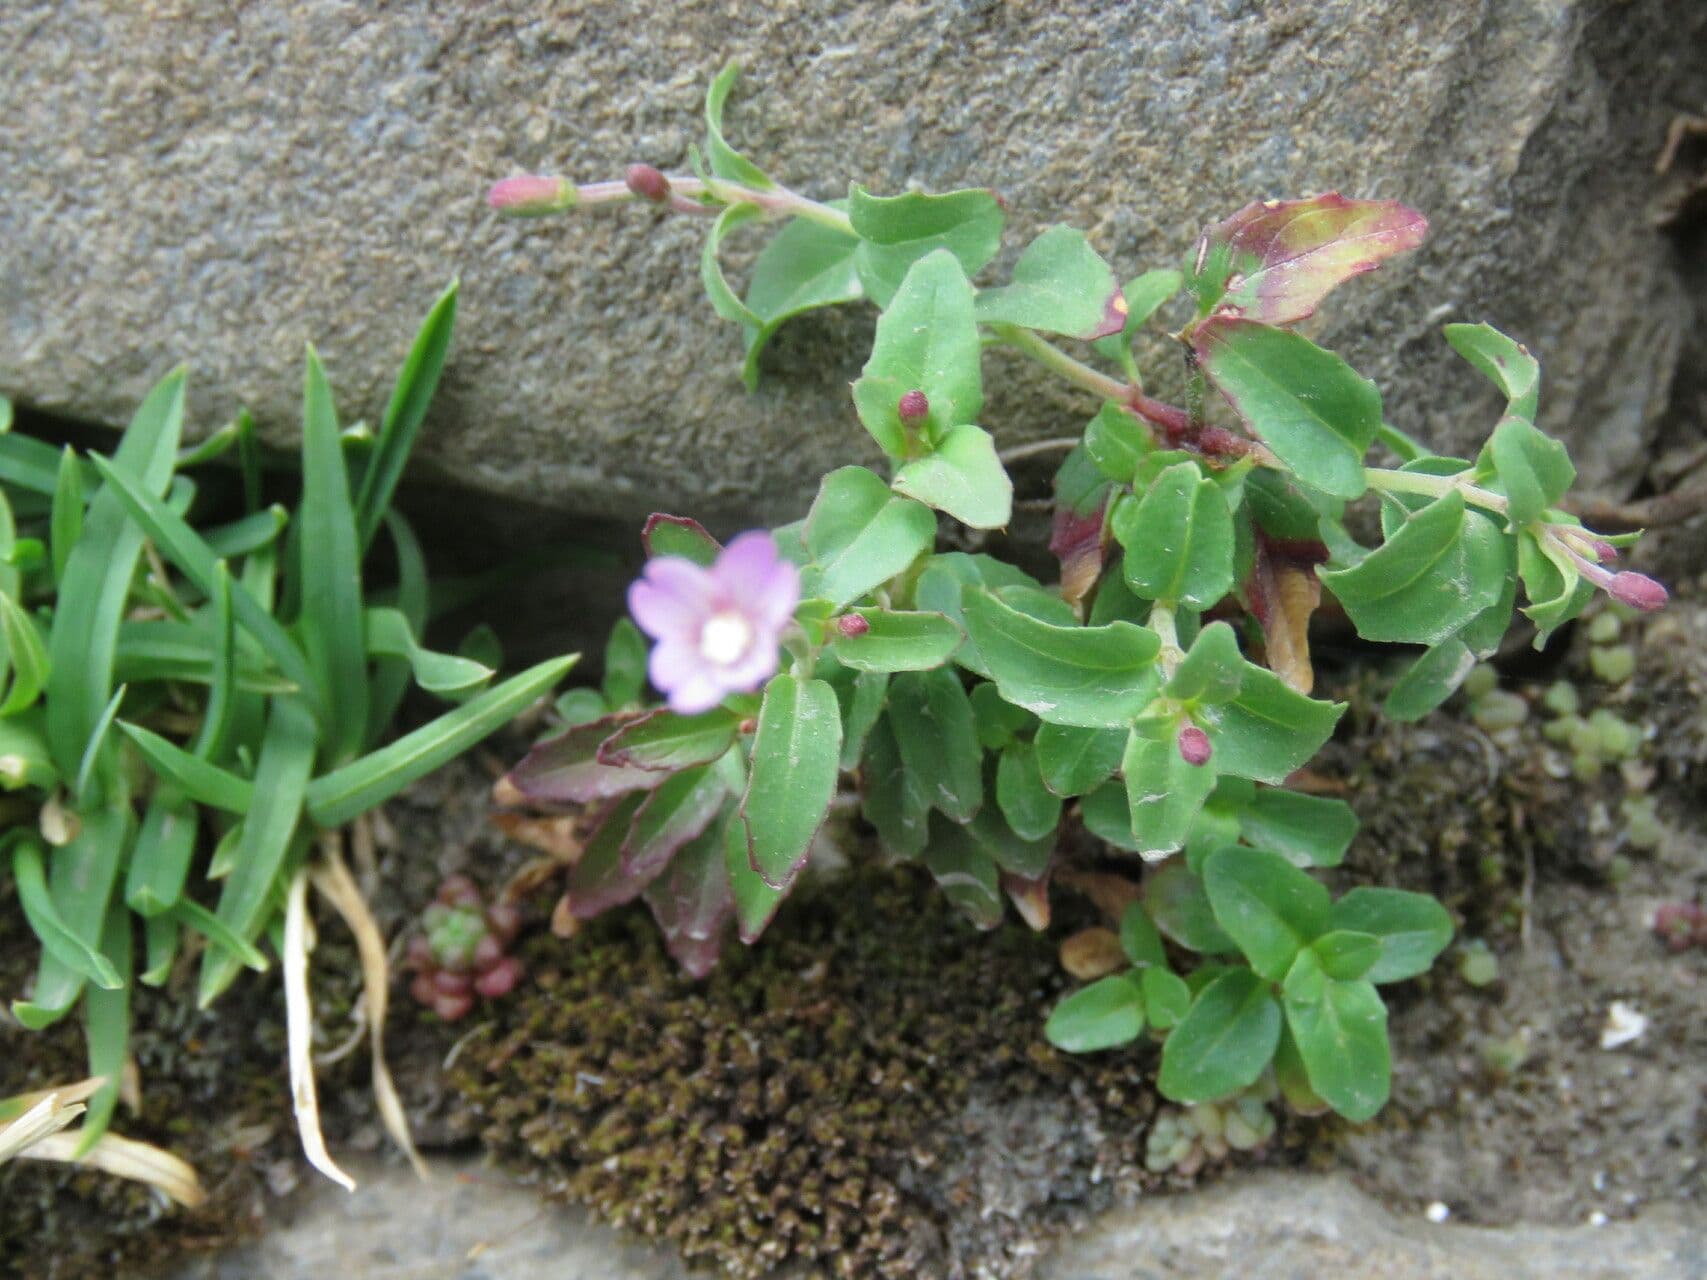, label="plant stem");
[1363,466,1511,515]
